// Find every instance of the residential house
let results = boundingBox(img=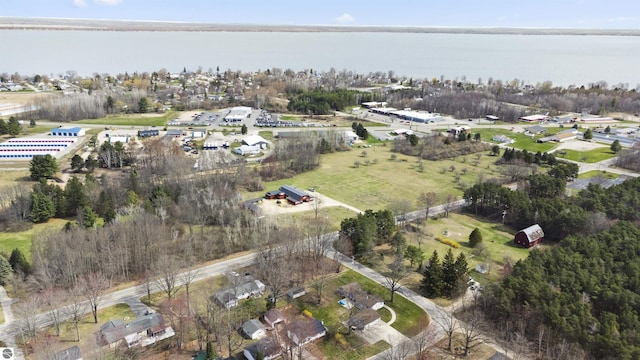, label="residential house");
[263,308,285,328]
[242,319,267,339]
[337,282,384,310]
[514,224,544,248]
[213,291,238,309]
[99,312,175,348]
[213,278,266,308]
[243,337,282,360]
[349,309,381,330]
[287,317,327,346]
